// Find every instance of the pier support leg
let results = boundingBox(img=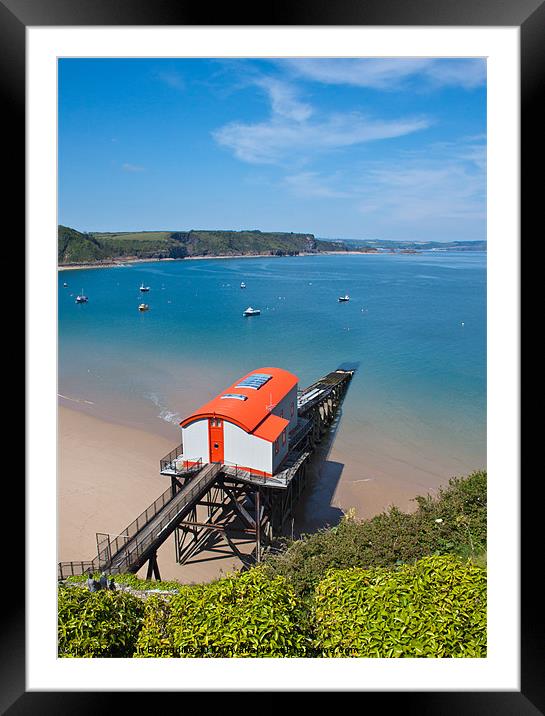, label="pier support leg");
[146,553,161,581]
[255,489,261,564]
